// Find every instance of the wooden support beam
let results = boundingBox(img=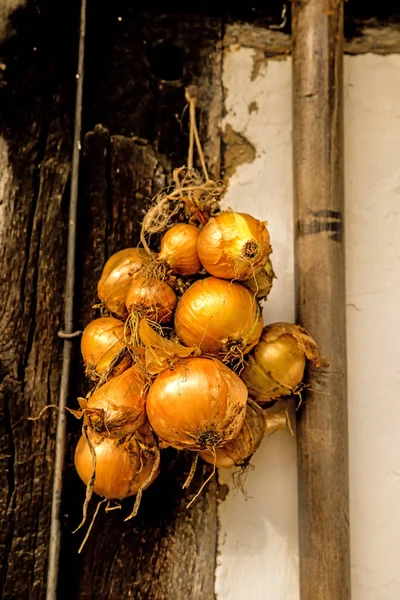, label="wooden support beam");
[292,2,351,599]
